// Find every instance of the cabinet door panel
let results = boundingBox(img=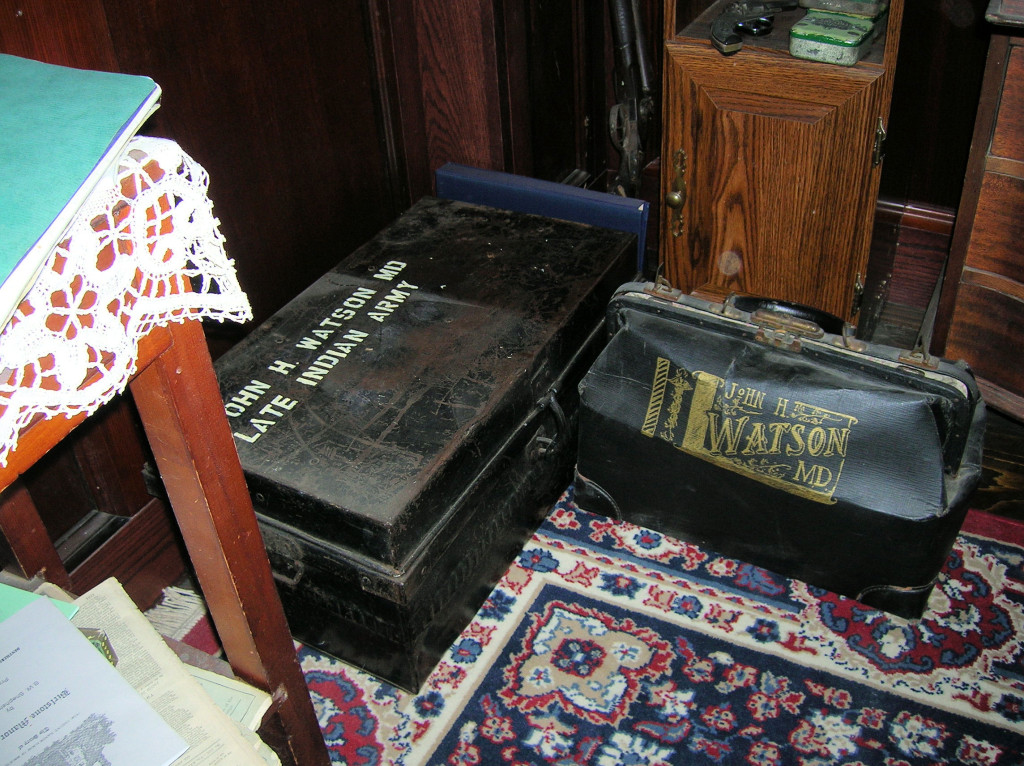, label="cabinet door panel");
[661,15,900,320]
